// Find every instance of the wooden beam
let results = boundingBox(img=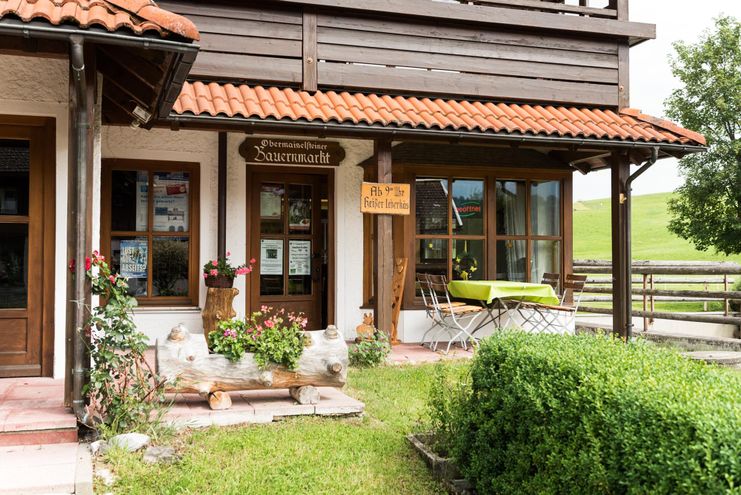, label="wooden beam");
[268,0,656,40]
[373,139,393,337]
[302,11,318,91]
[610,152,631,340]
[217,132,228,258]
